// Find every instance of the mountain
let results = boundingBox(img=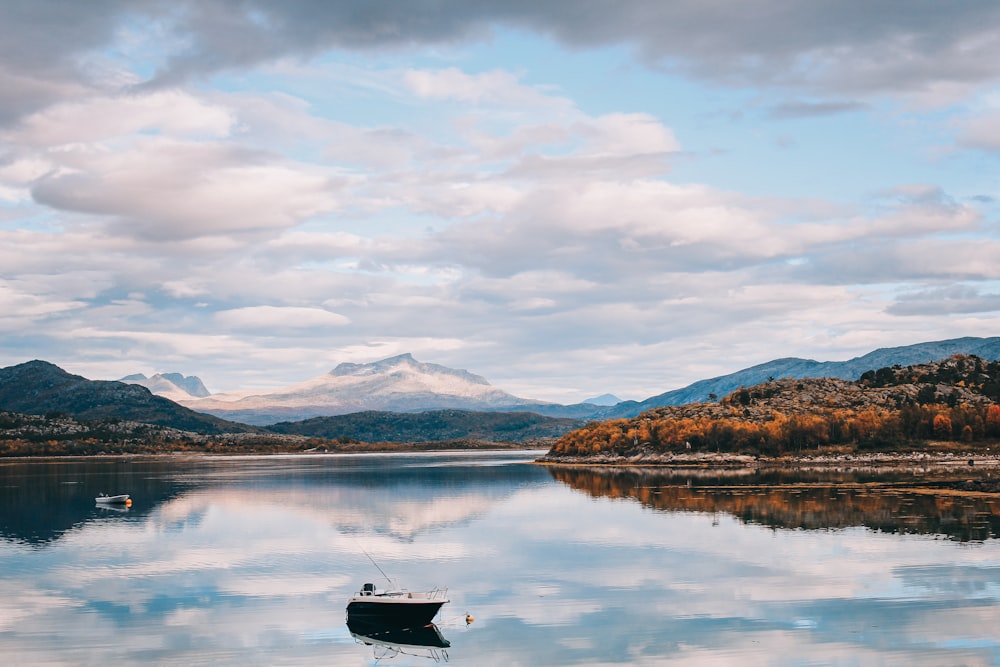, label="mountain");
[584,393,622,406]
[0,360,255,434]
[598,336,1000,419]
[267,409,581,443]
[114,337,1000,427]
[120,372,210,400]
[546,354,1000,461]
[178,353,599,425]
